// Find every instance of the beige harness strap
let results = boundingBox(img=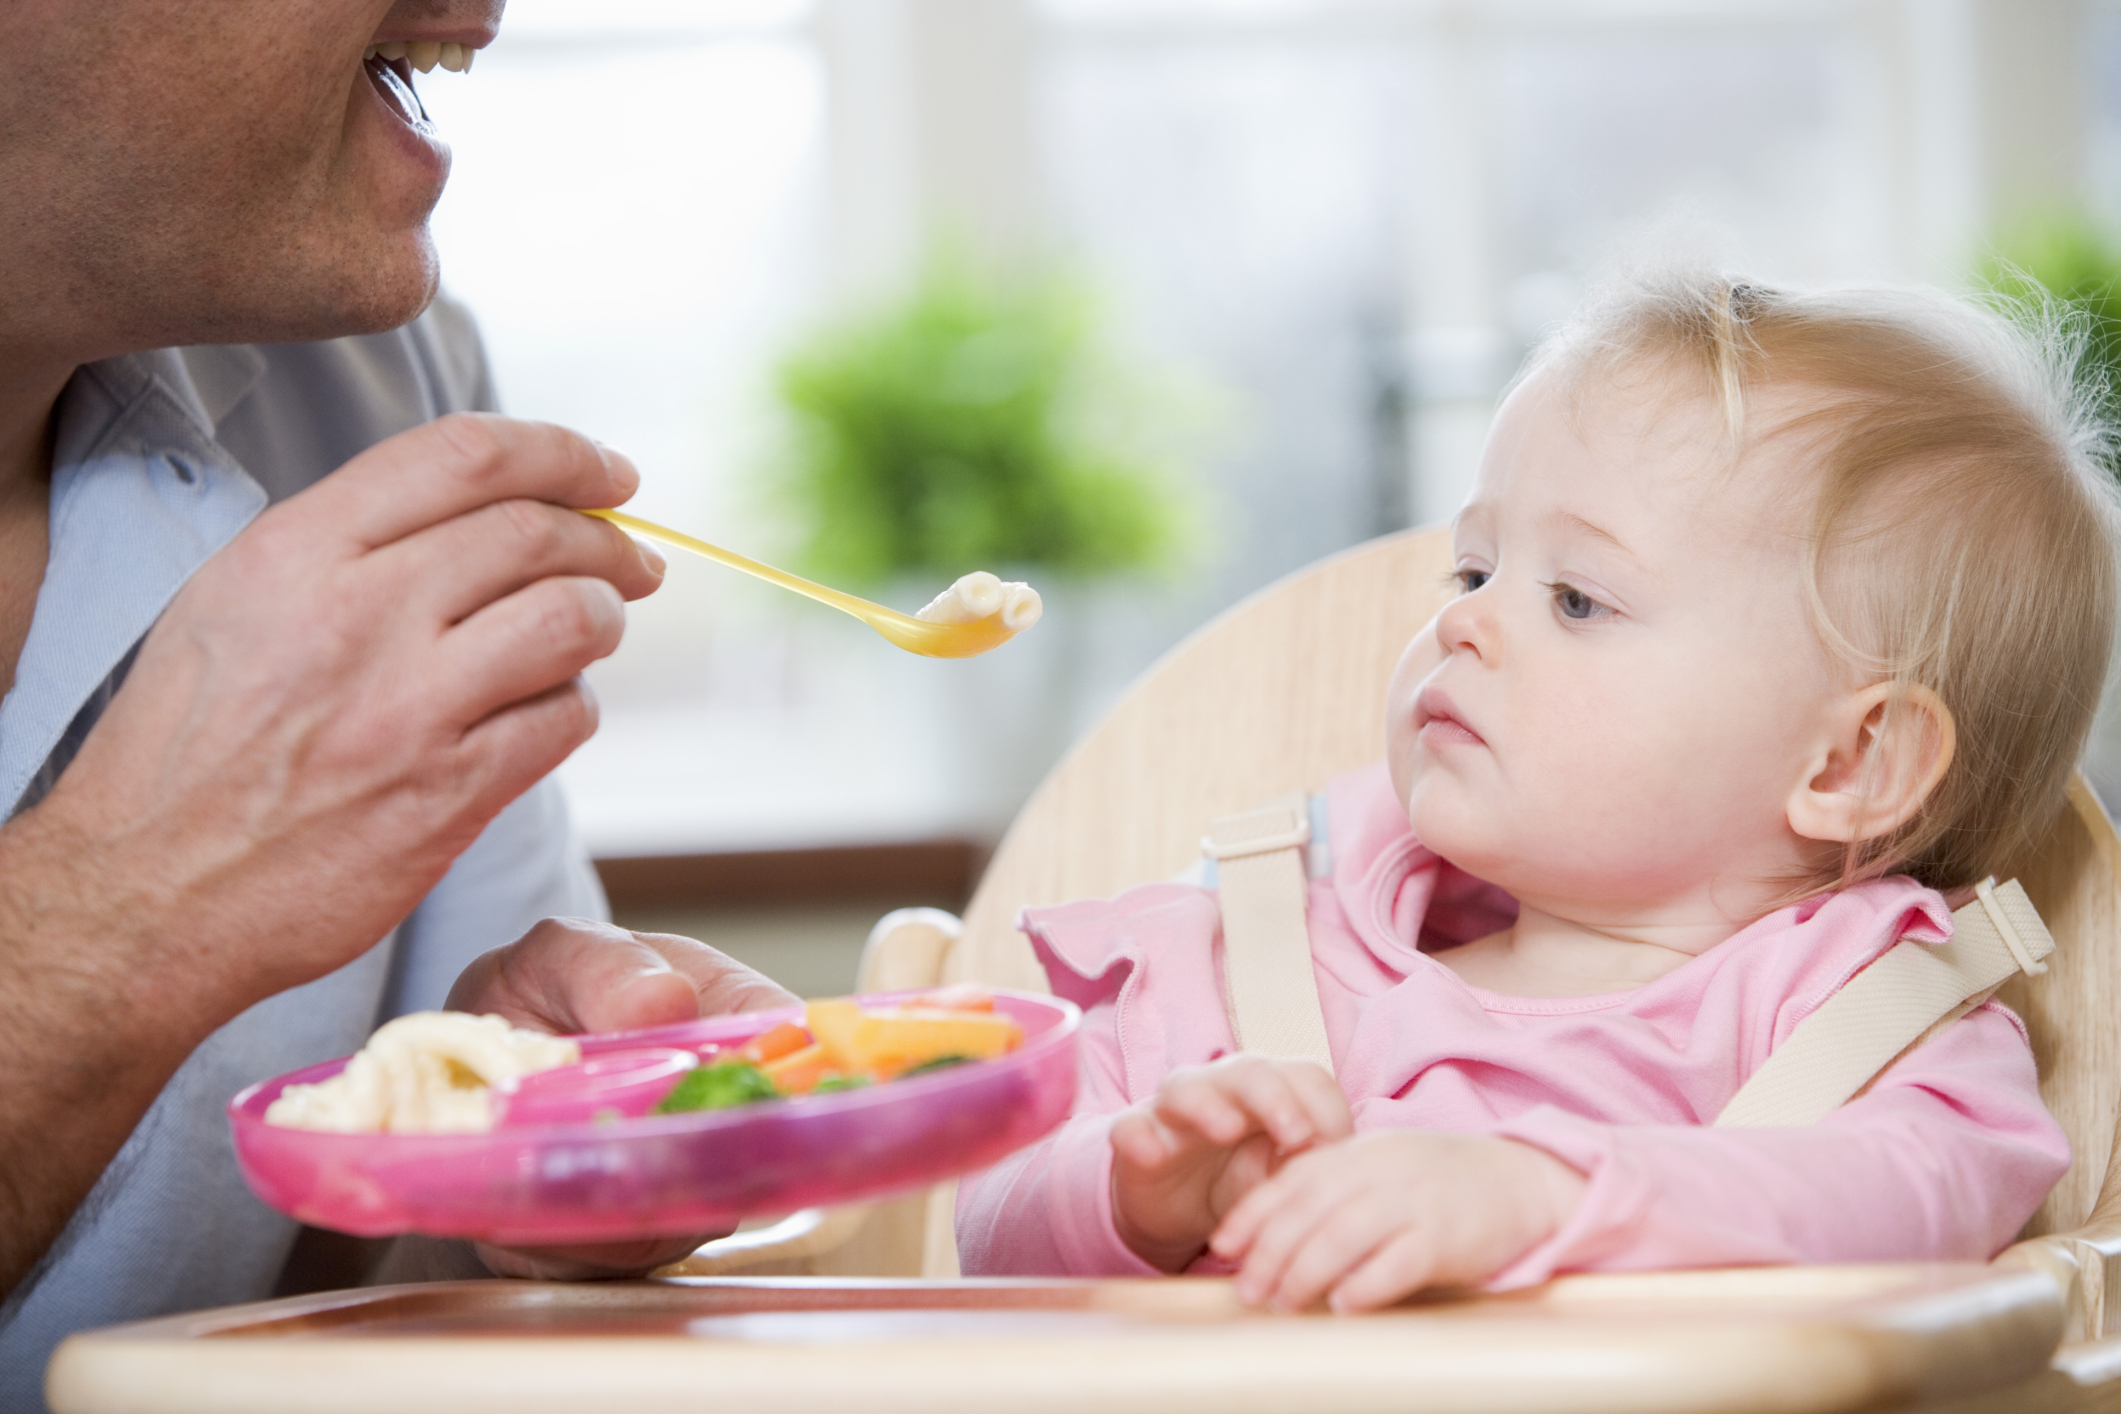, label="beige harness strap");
[1206,798,1335,1074]
[1714,878,2053,1128]
[1206,784,2051,1120]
